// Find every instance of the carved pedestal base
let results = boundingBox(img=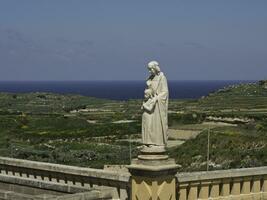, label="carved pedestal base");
[131,174,176,200]
[128,156,179,200]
